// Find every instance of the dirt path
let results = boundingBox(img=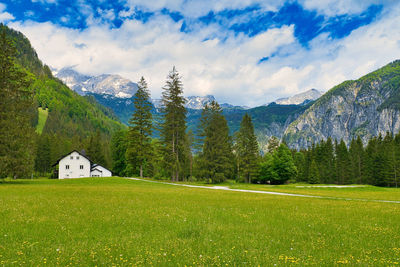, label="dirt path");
[126,177,400,204]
